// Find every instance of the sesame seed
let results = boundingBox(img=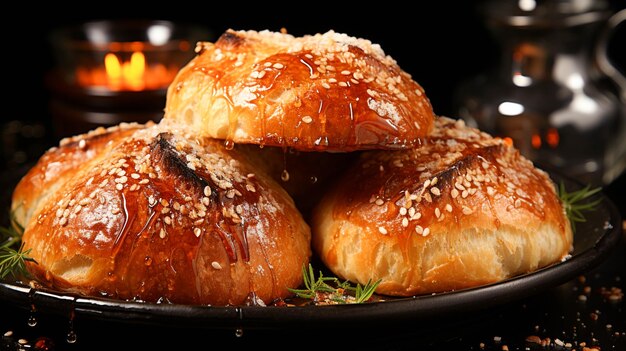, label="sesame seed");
[451,189,459,198]
[59,217,67,226]
[462,206,473,215]
[487,187,496,196]
[375,198,384,206]
[164,216,172,225]
[302,116,313,124]
[116,183,123,191]
[445,204,453,212]
[514,199,522,208]
[378,226,388,235]
[422,227,430,236]
[341,70,351,75]
[211,261,222,269]
[399,207,407,215]
[321,82,331,89]
[462,190,469,198]
[203,186,211,197]
[431,187,441,196]
[194,228,202,237]
[415,225,423,235]
[273,63,284,69]
[402,218,409,227]
[408,207,416,217]
[131,173,140,179]
[159,228,166,239]
[139,179,149,185]
[424,193,432,203]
